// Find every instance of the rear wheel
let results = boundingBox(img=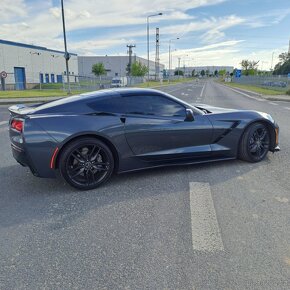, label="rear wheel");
[239,122,270,162]
[59,138,114,190]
